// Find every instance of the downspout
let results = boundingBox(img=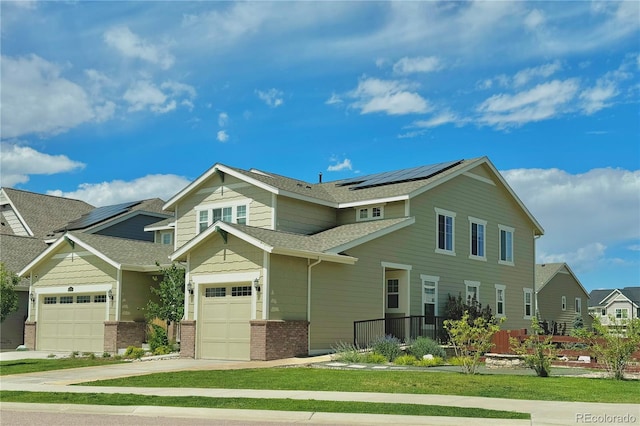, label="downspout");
[28,272,33,322]
[307,258,322,354]
[534,233,541,320]
[116,268,122,321]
